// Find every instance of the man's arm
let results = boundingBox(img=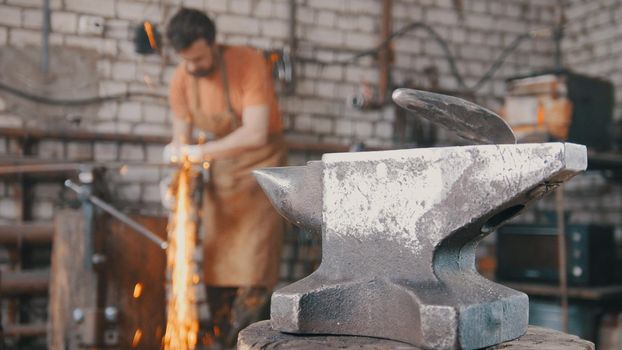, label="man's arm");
[198,104,270,160]
[172,115,192,145]
[164,105,270,163]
